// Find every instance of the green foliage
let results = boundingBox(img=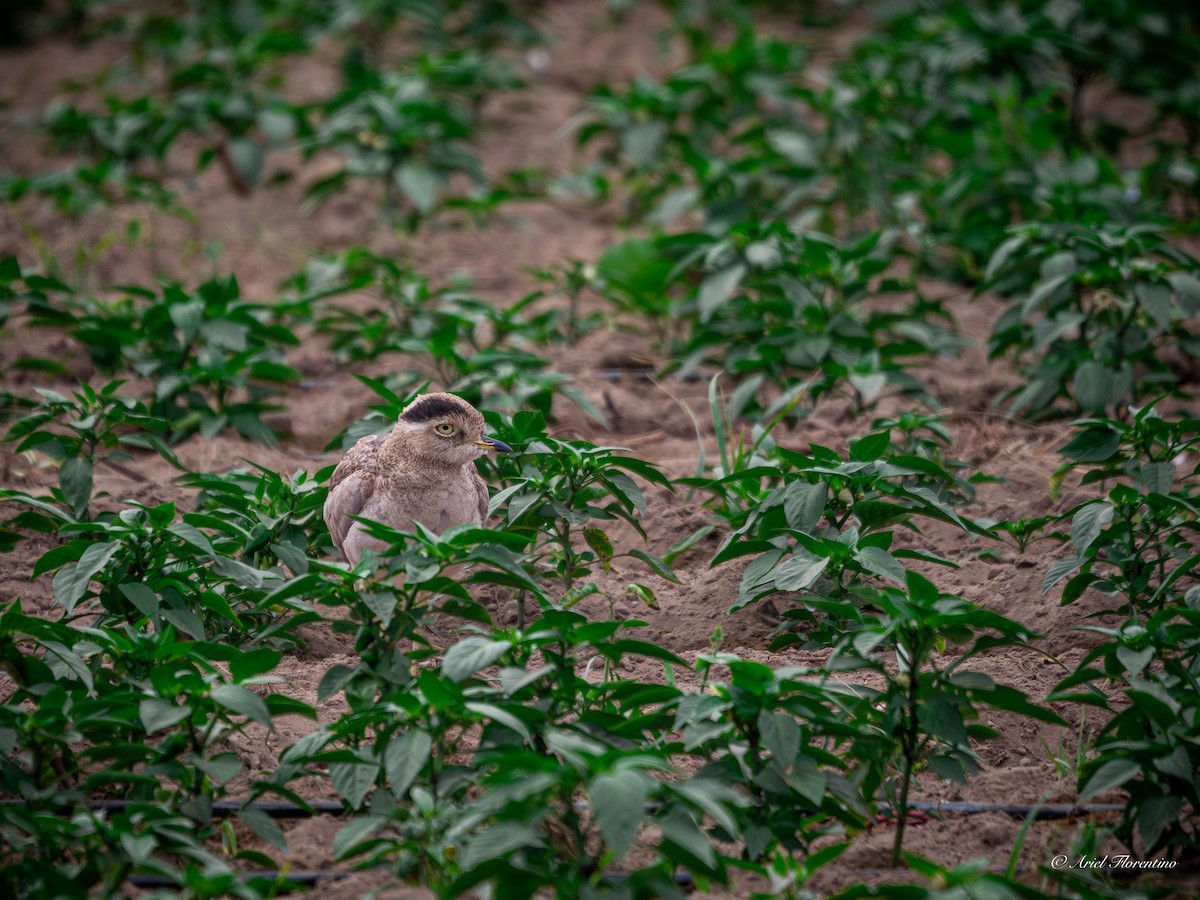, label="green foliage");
[0,485,322,646]
[487,409,676,603]
[824,571,1062,864]
[20,273,299,444]
[986,223,1200,418]
[572,28,811,226]
[1045,402,1200,858]
[1045,402,1199,617]
[0,601,315,896]
[1053,608,1200,858]
[712,429,985,626]
[287,249,603,427]
[3,380,178,518]
[595,224,957,411]
[3,0,1200,893]
[302,54,502,227]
